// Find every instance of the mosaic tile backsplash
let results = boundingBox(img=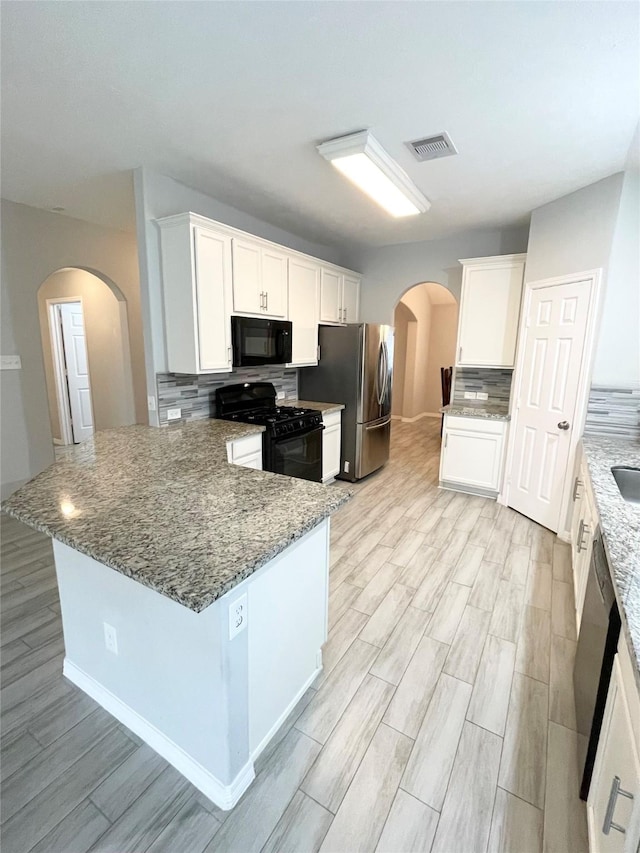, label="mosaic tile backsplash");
[452,368,513,408]
[584,384,640,439]
[157,367,299,425]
